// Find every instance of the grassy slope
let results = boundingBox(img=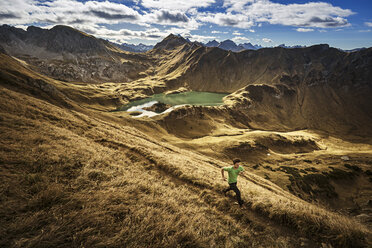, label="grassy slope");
[0,86,295,248]
[161,126,372,205]
[0,54,370,247]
